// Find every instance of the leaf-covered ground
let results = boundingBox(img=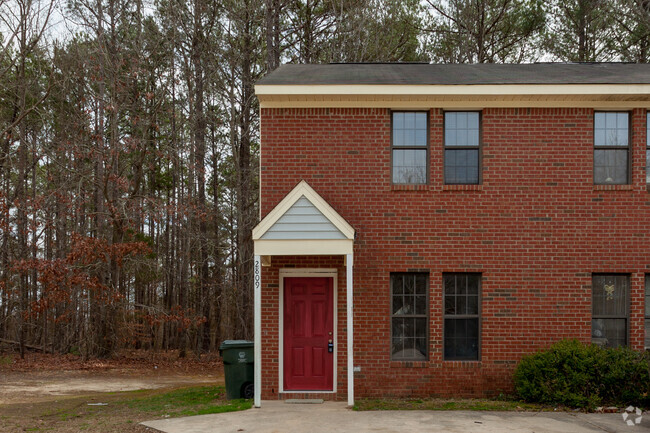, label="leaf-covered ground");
[0,349,222,374]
